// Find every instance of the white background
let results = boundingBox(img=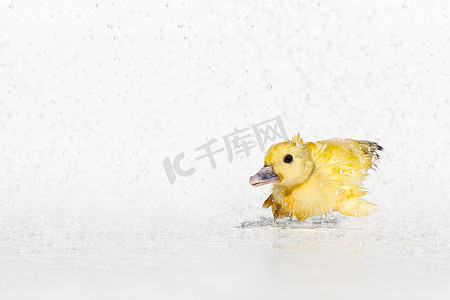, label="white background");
[1,0,449,299]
